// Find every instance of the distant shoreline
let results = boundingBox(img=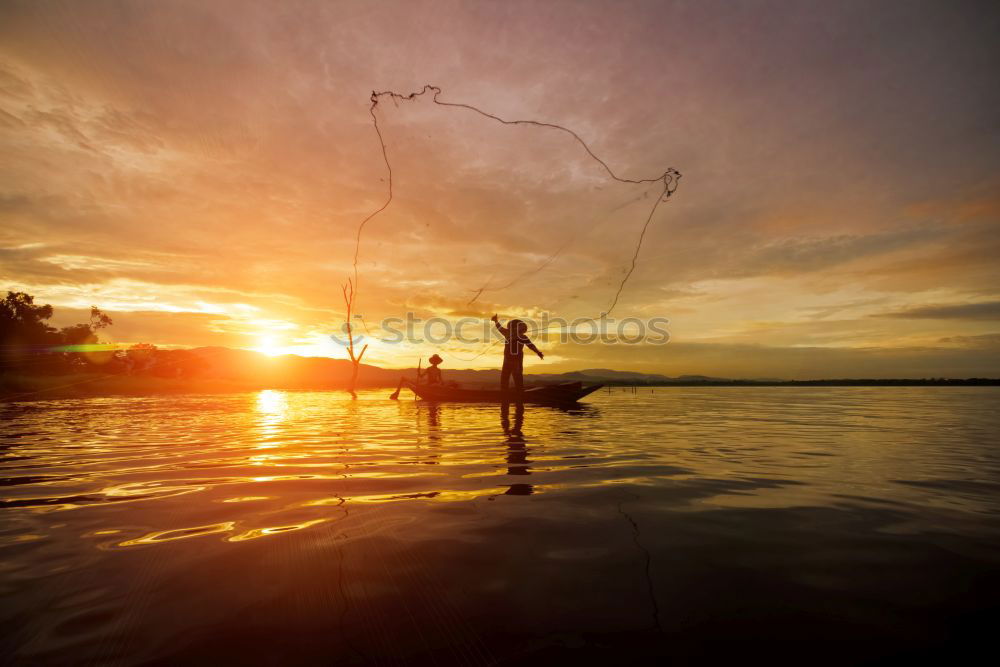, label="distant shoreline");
[604,378,1000,387]
[2,373,998,402]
